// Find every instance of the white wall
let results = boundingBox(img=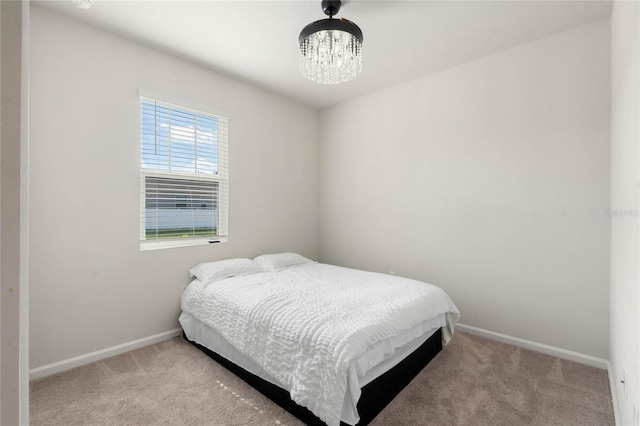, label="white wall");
[320,20,611,358]
[29,6,319,369]
[610,1,639,424]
